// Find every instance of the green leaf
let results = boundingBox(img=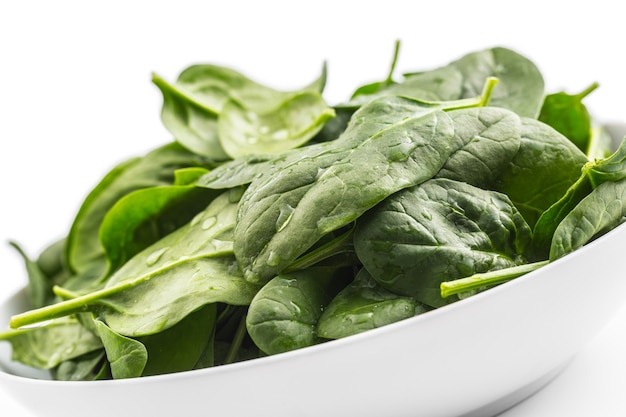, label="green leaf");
[11,191,261,336]
[345,47,545,118]
[317,268,427,339]
[153,63,330,159]
[494,118,589,229]
[354,178,532,307]
[139,303,217,376]
[53,350,108,381]
[67,142,213,279]
[234,96,457,284]
[94,319,147,379]
[449,47,545,118]
[0,317,103,369]
[538,82,599,154]
[218,92,335,158]
[246,266,351,355]
[9,242,56,308]
[434,106,522,188]
[531,137,626,258]
[550,178,626,260]
[99,180,219,273]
